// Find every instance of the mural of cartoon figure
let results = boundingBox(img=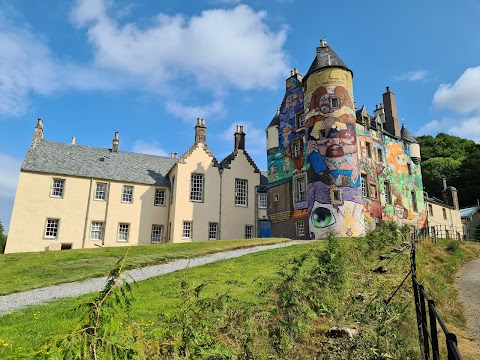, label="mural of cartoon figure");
[281,124,295,157]
[308,182,364,238]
